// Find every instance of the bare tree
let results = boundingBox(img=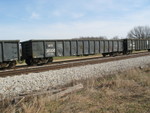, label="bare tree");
[127,26,150,39]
